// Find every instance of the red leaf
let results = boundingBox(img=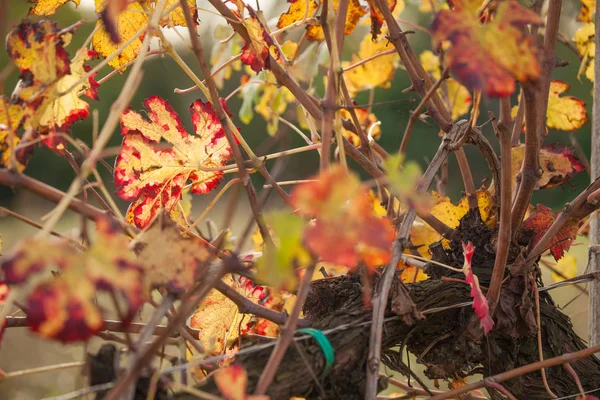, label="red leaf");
[462,242,494,334]
[521,204,580,261]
